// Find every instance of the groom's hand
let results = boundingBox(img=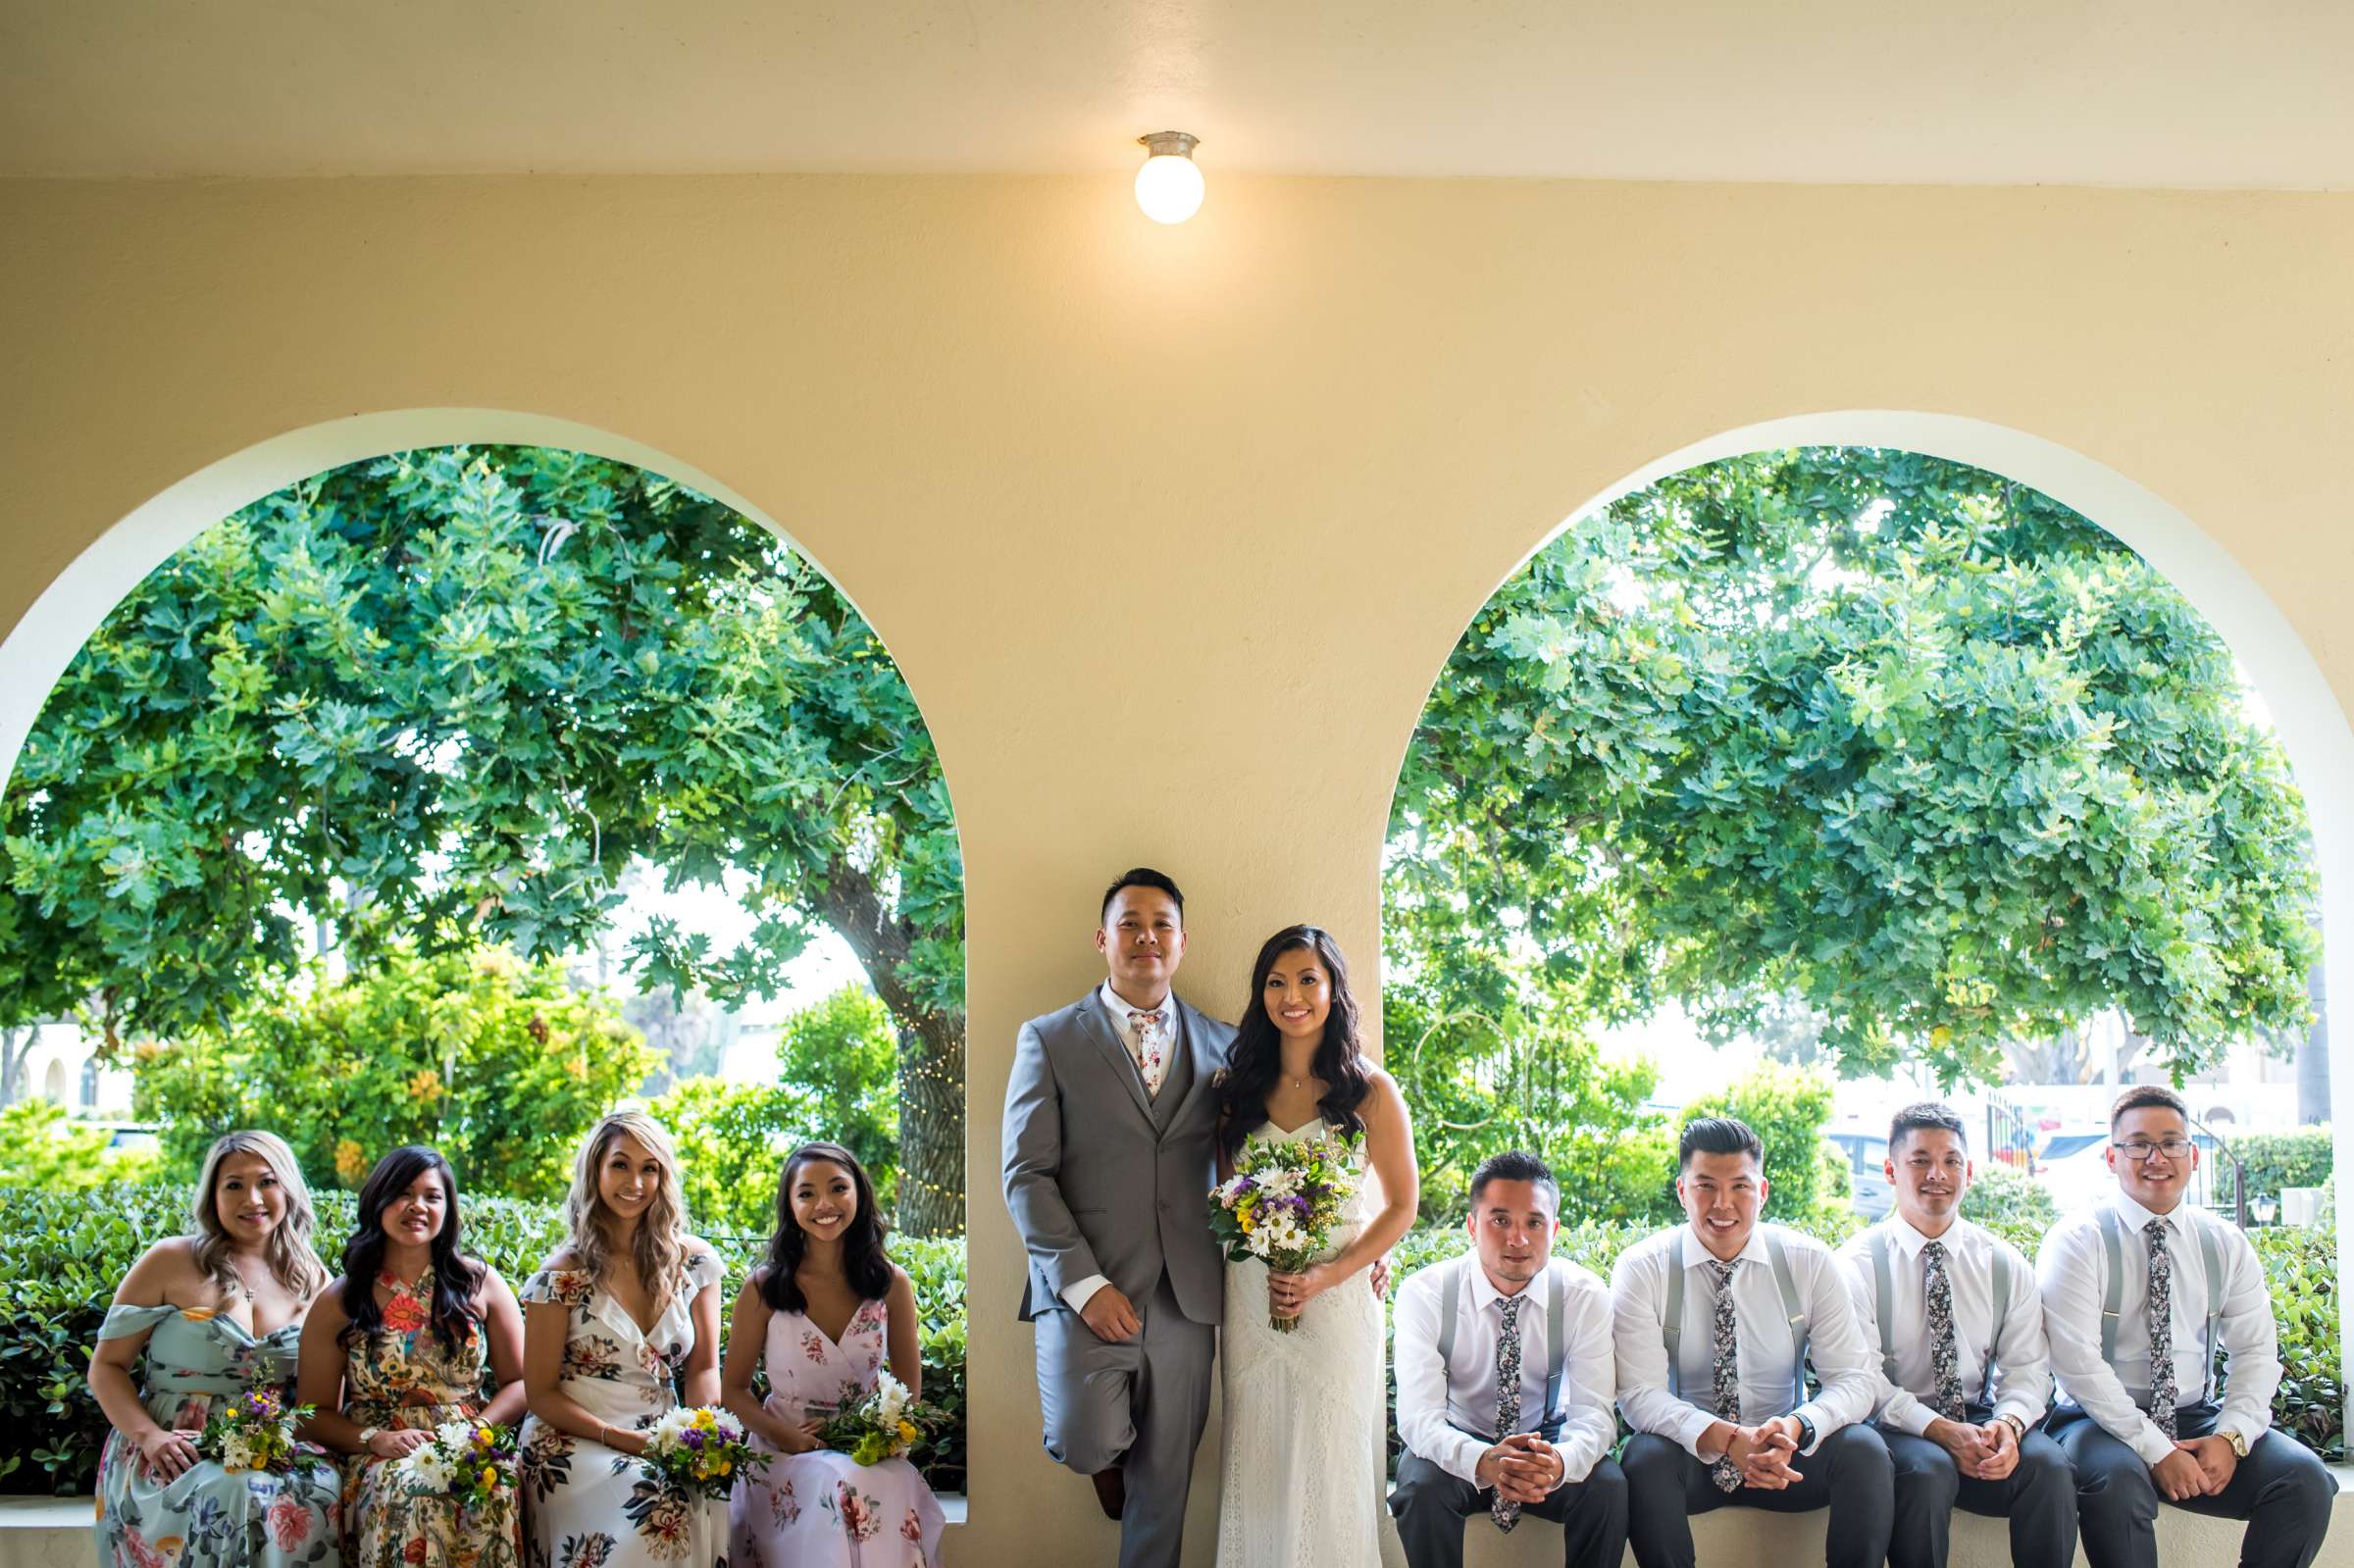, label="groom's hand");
[1078,1285,1142,1342]
[1368,1256,1392,1297]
